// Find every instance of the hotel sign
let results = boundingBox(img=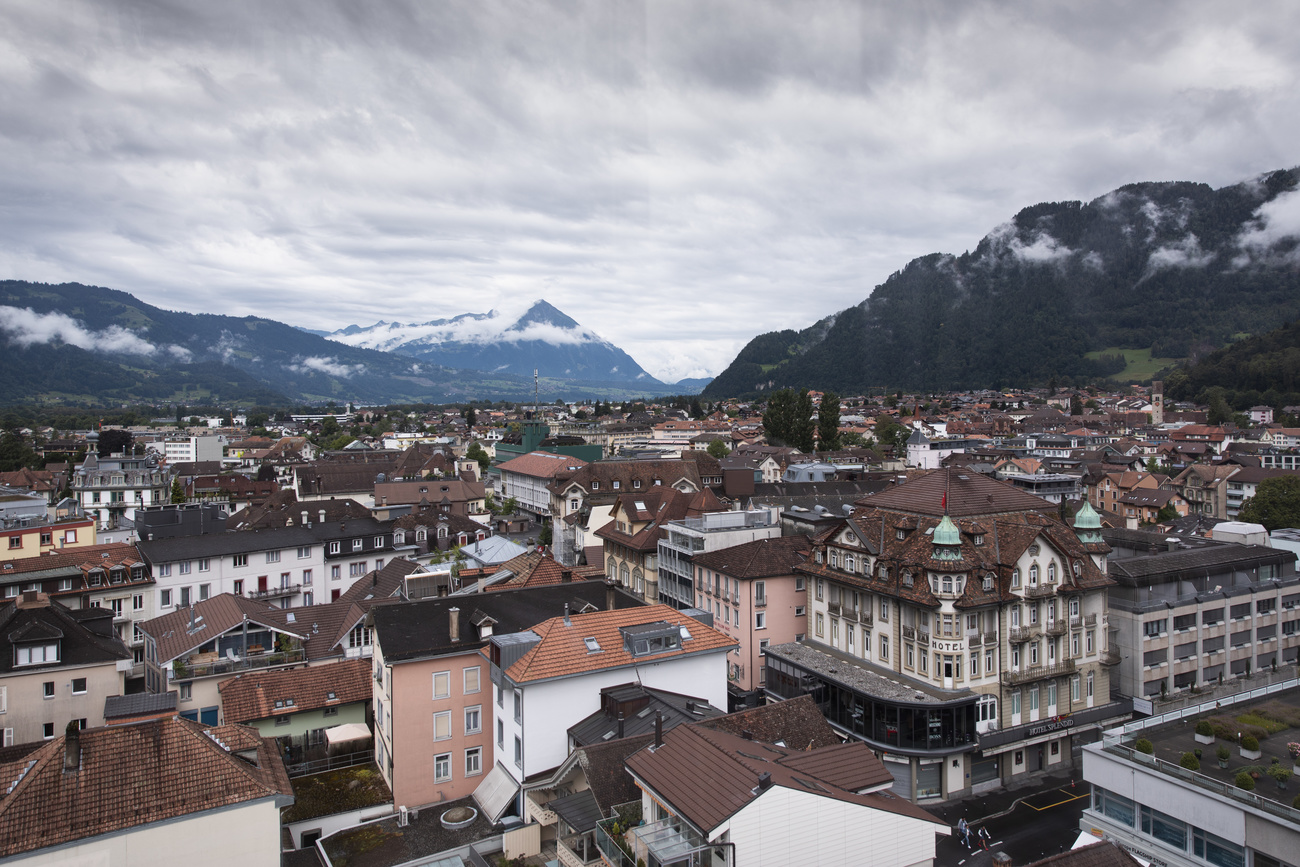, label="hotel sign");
[930,640,964,652]
[1026,716,1075,738]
